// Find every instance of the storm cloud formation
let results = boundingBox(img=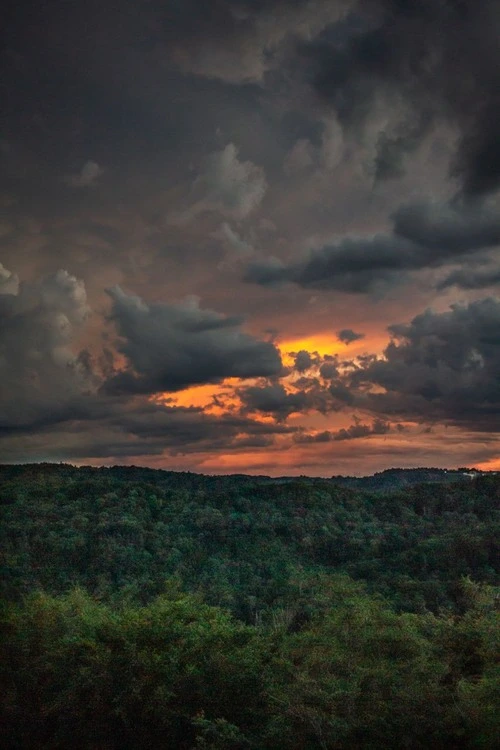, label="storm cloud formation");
[307,0,500,196]
[105,286,282,394]
[348,298,500,431]
[392,200,500,254]
[295,417,391,443]
[170,144,268,224]
[337,329,365,344]
[0,266,94,430]
[246,201,500,294]
[0,267,292,465]
[1,0,500,473]
[239,383,310,420]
